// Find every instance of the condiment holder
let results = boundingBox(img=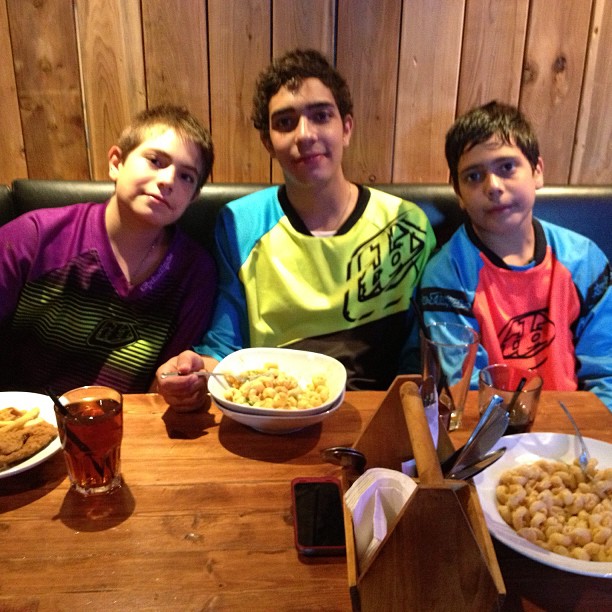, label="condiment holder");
[341,375,505,611]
